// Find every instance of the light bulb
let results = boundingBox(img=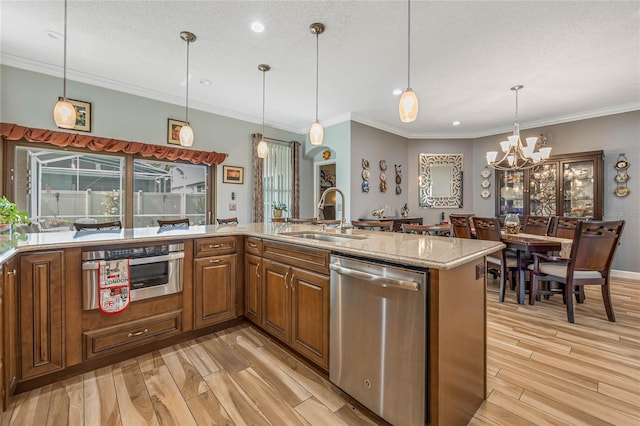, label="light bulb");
[53,99,76,128]
[398,89,418,123]
[486,151,498,164]
[257,139,269,158]
[179,124,194,147]
[310,121,324,145]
